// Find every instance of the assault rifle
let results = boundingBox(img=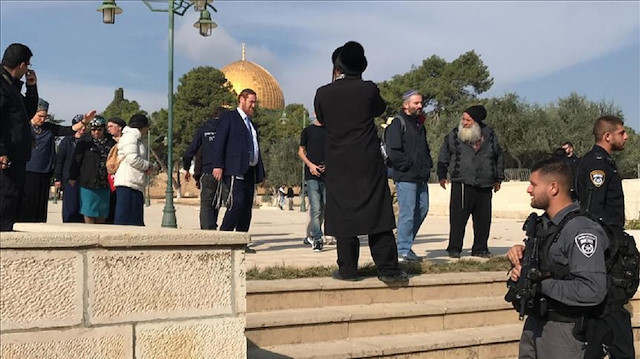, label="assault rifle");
[505,212,544,320]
